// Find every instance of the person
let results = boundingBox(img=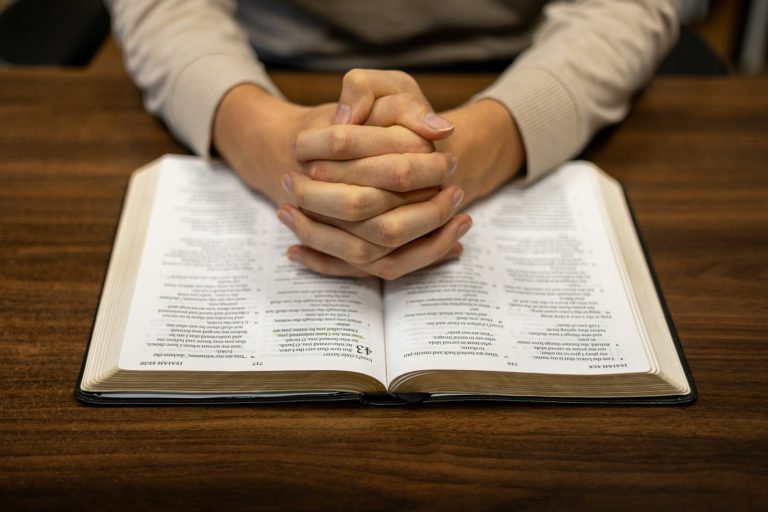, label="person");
[106,0,678,279]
